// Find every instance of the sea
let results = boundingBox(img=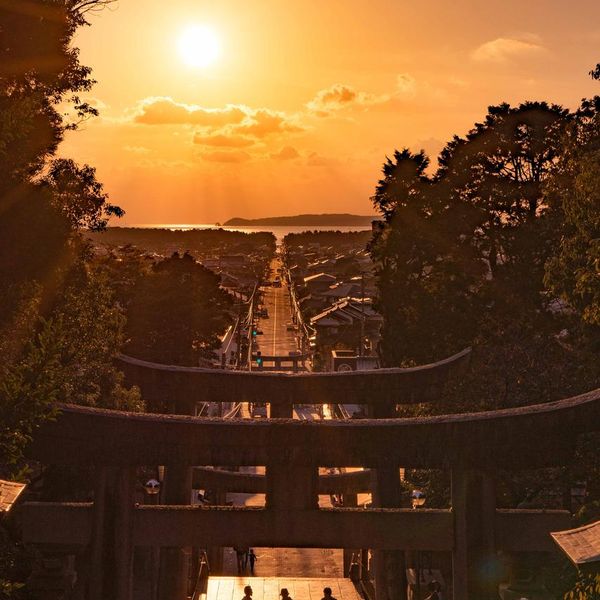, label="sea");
[127,224,372,244]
